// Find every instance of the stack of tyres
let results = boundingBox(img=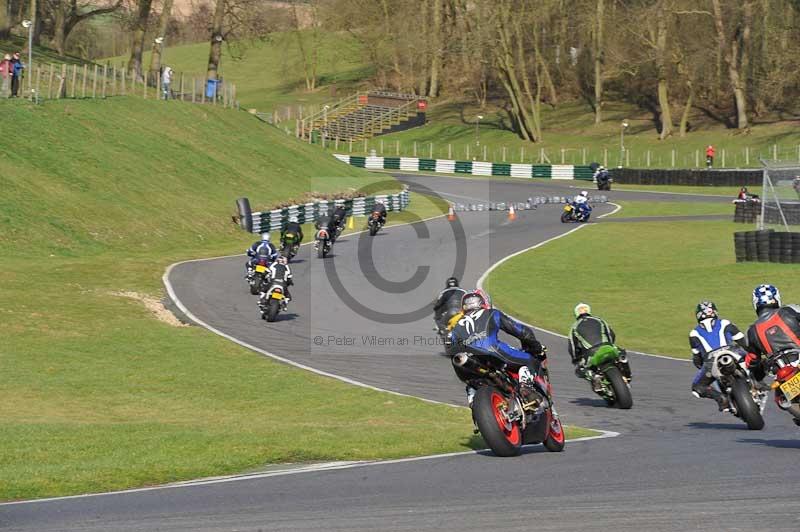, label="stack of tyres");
[745,231,758,261]
[756,229,773,262]
[793,233,800,263]
[779,232,793,263]
[734,203,744,223]
[769,232,782,263]
[733,232,748,262]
